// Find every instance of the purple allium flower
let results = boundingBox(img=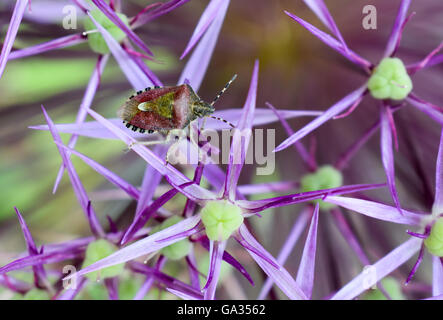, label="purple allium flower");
[274,0,443,215]
[323,127,443,299]
[57,60,384,300]
[1,0,442,301]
